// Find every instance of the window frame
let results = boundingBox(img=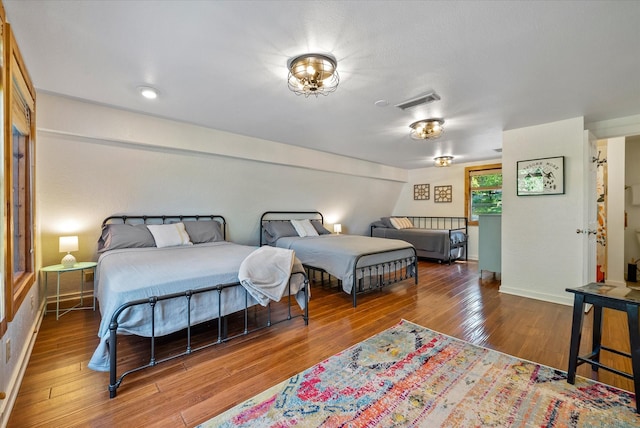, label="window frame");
[4,22,36,323]
[464,163,502,226]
